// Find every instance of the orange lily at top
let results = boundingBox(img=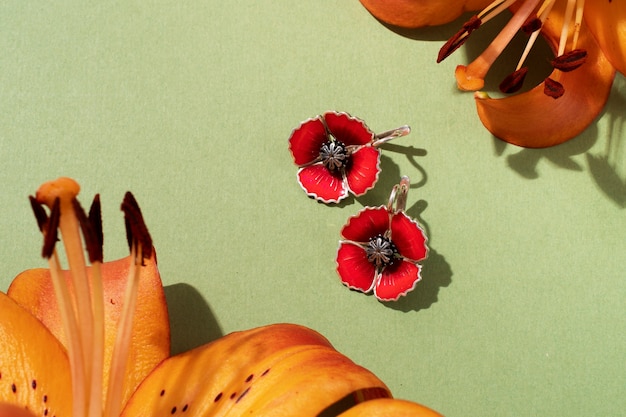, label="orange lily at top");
[0,177,443,417]
[359,0,625,148]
